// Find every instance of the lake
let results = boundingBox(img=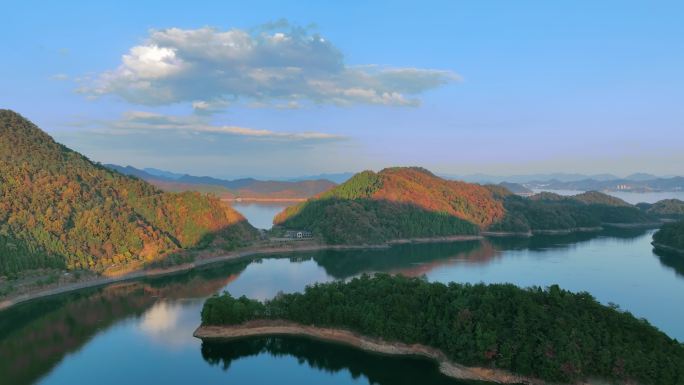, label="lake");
[2,225,683,385]
[231,202,291,229]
